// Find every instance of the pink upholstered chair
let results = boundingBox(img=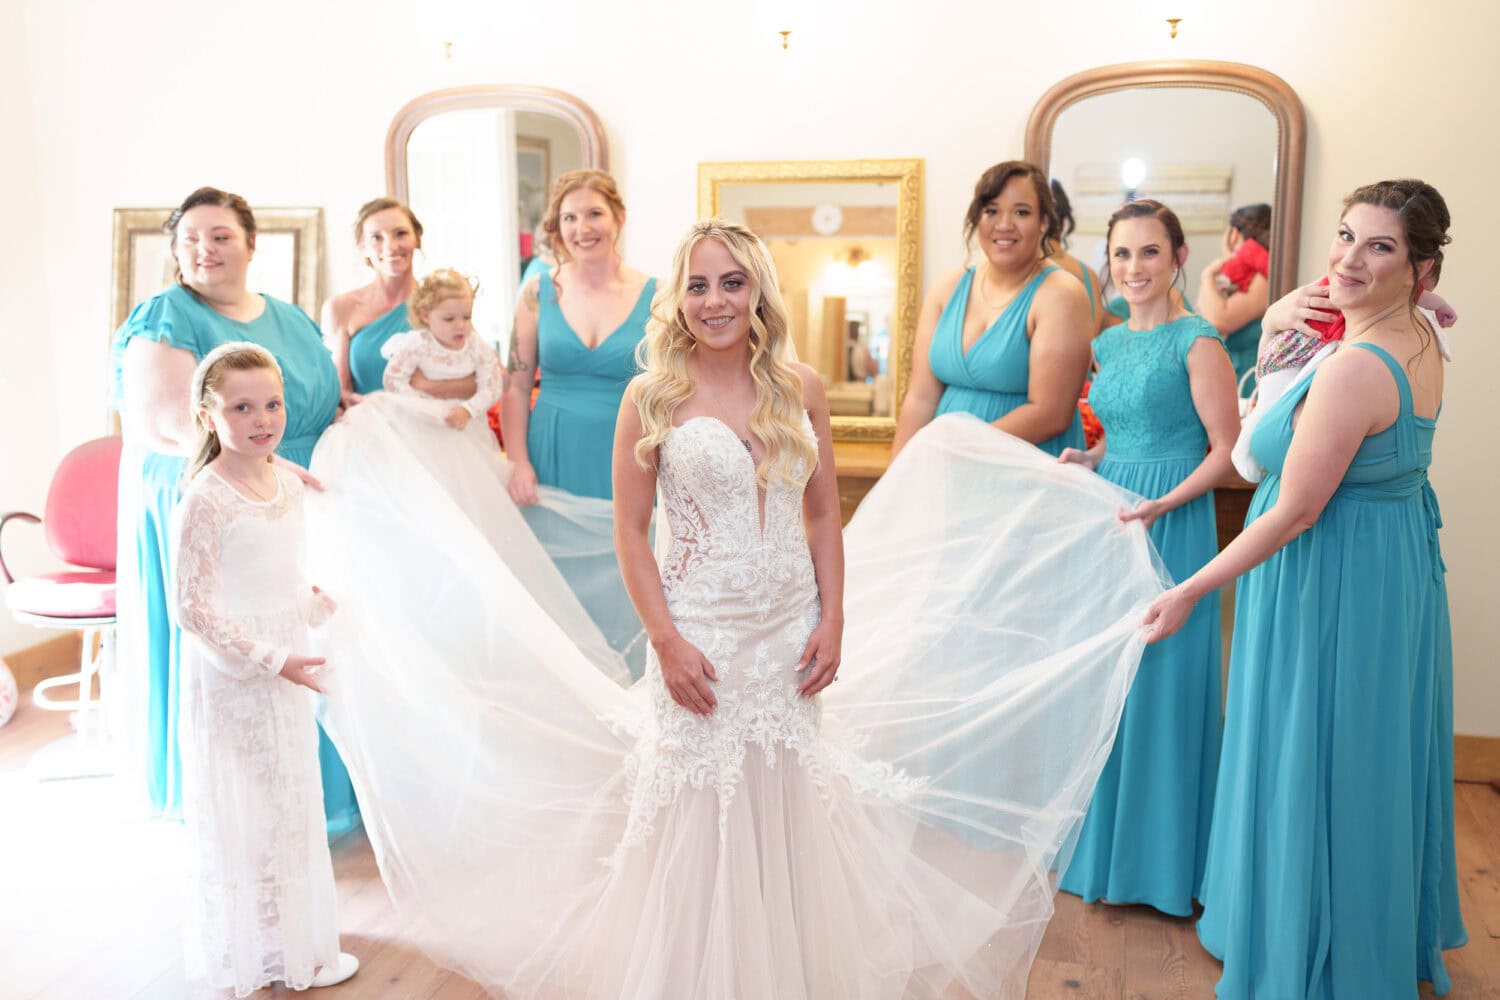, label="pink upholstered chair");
[1,436,122,744]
